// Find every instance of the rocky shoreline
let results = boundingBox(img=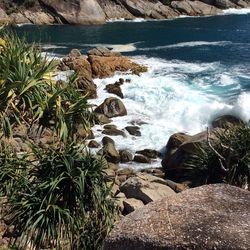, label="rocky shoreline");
[0,0,250,25]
